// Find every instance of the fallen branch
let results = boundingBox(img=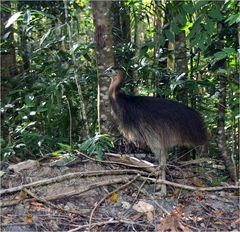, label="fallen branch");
[1,176,138,207]
[75,151,156,173]
[141,177,240,191]
[0,169,147,196]
[88,174,140,231]
[178,158,210,167]
[45,176,135,201]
